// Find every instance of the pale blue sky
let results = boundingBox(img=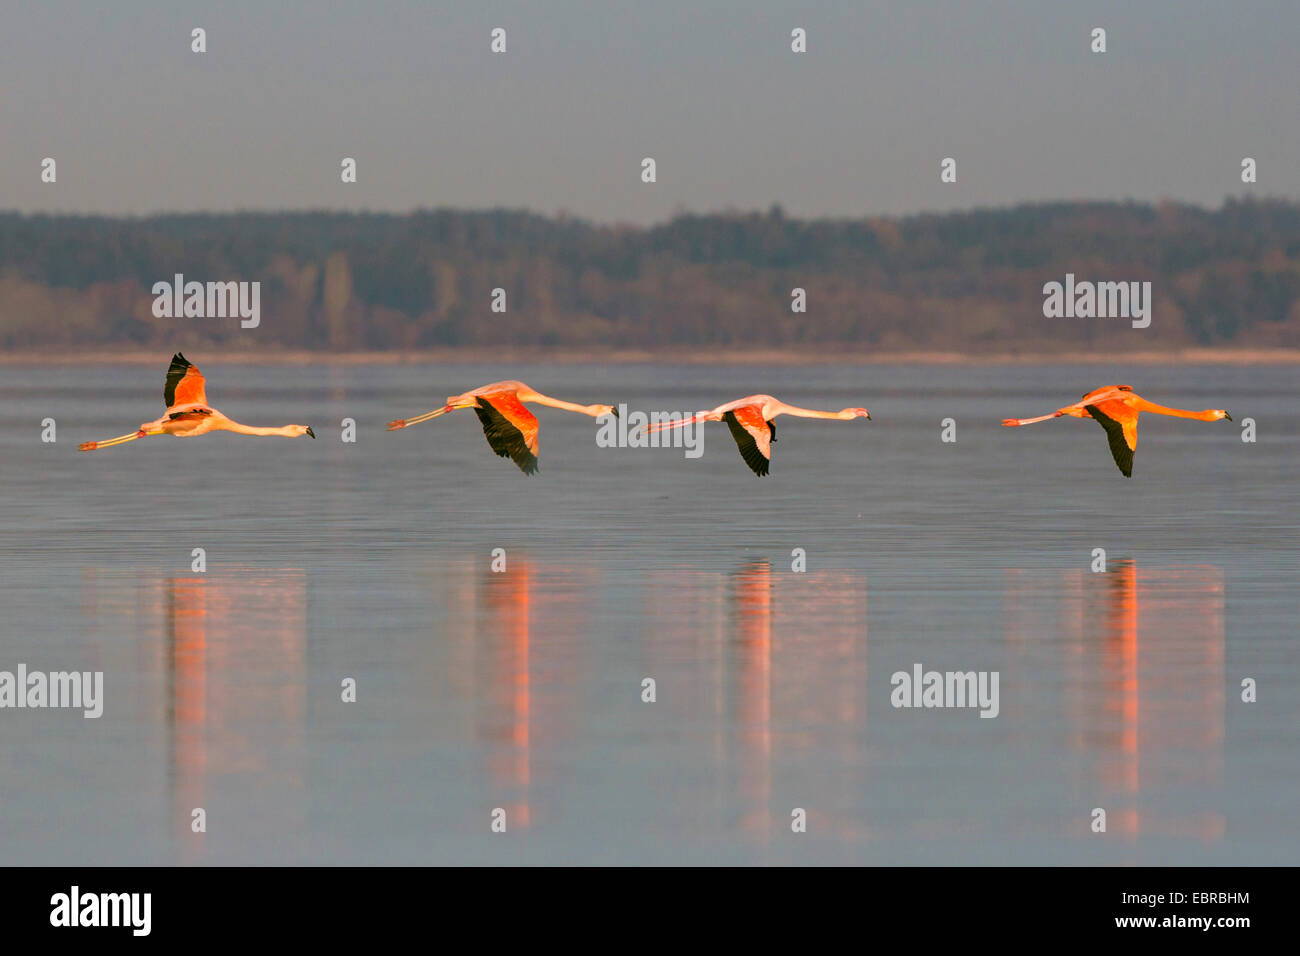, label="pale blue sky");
[2,0,1297,222]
